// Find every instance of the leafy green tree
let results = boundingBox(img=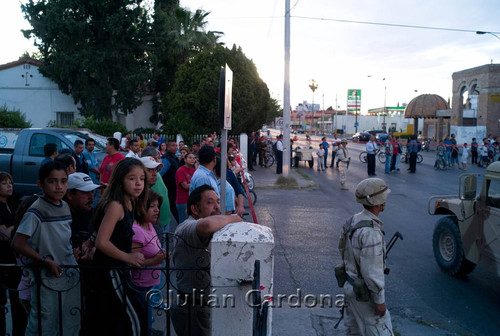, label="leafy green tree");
[149,2,222,124]
[161,45,278,137]
[0,104,32,128]
[21,0,150,119]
